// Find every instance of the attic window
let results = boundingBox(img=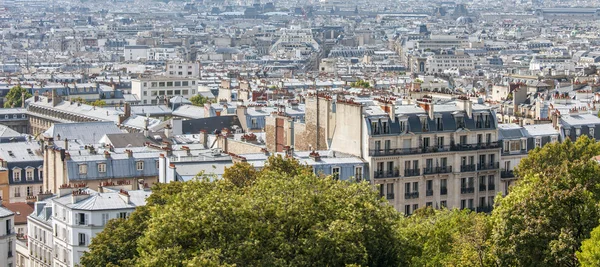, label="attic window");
[27,149,34,156]
[8,151,14,157]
